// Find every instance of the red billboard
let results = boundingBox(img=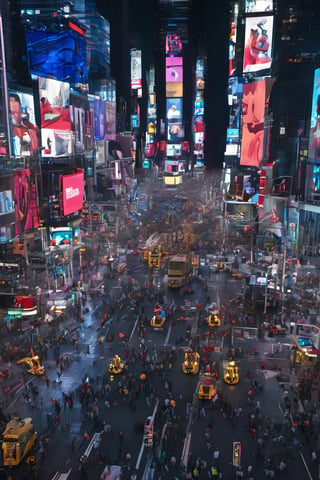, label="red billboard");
[61,170,84,216]
[240,78,274,167]
[14,170,39,235]
[240,80,266,167]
